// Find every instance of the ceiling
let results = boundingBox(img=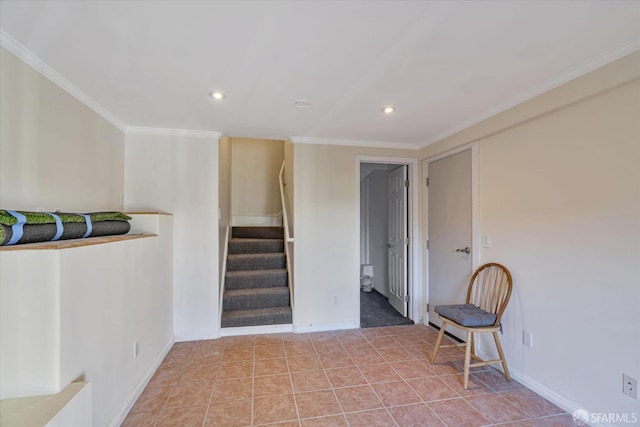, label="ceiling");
[1,1,639,148]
